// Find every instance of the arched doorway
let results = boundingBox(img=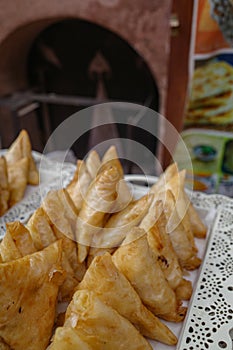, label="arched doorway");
[28,19,159,170]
